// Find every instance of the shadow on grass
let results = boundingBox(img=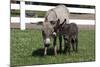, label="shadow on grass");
[31,48,77,57]
[32,48,61,57]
